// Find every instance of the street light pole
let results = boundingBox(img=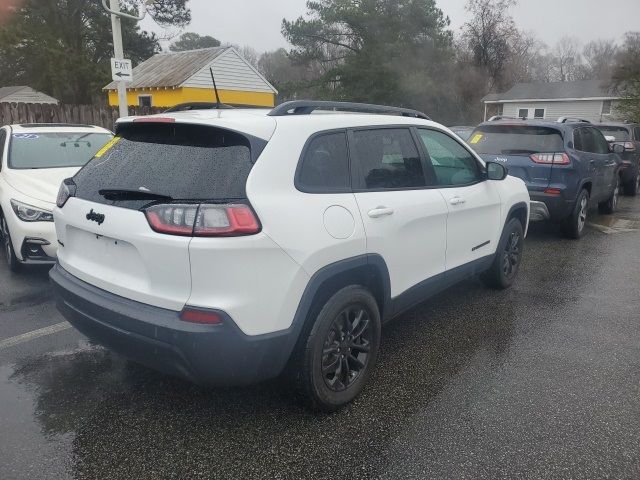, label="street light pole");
[109,0,128,118]
[102,0,147,118]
